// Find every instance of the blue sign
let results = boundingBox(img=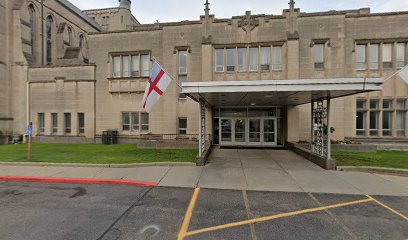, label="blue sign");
[26,125,33,136]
